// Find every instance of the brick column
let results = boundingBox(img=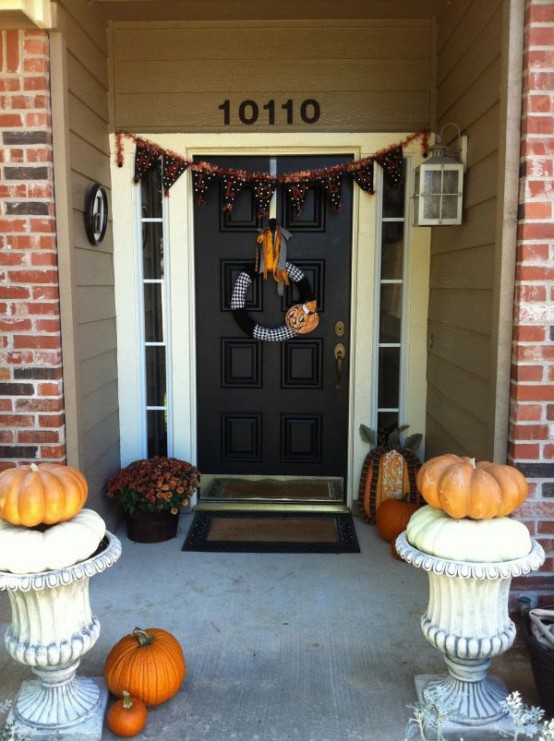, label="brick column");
[510,1,554,582]
[0,29,65,471]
